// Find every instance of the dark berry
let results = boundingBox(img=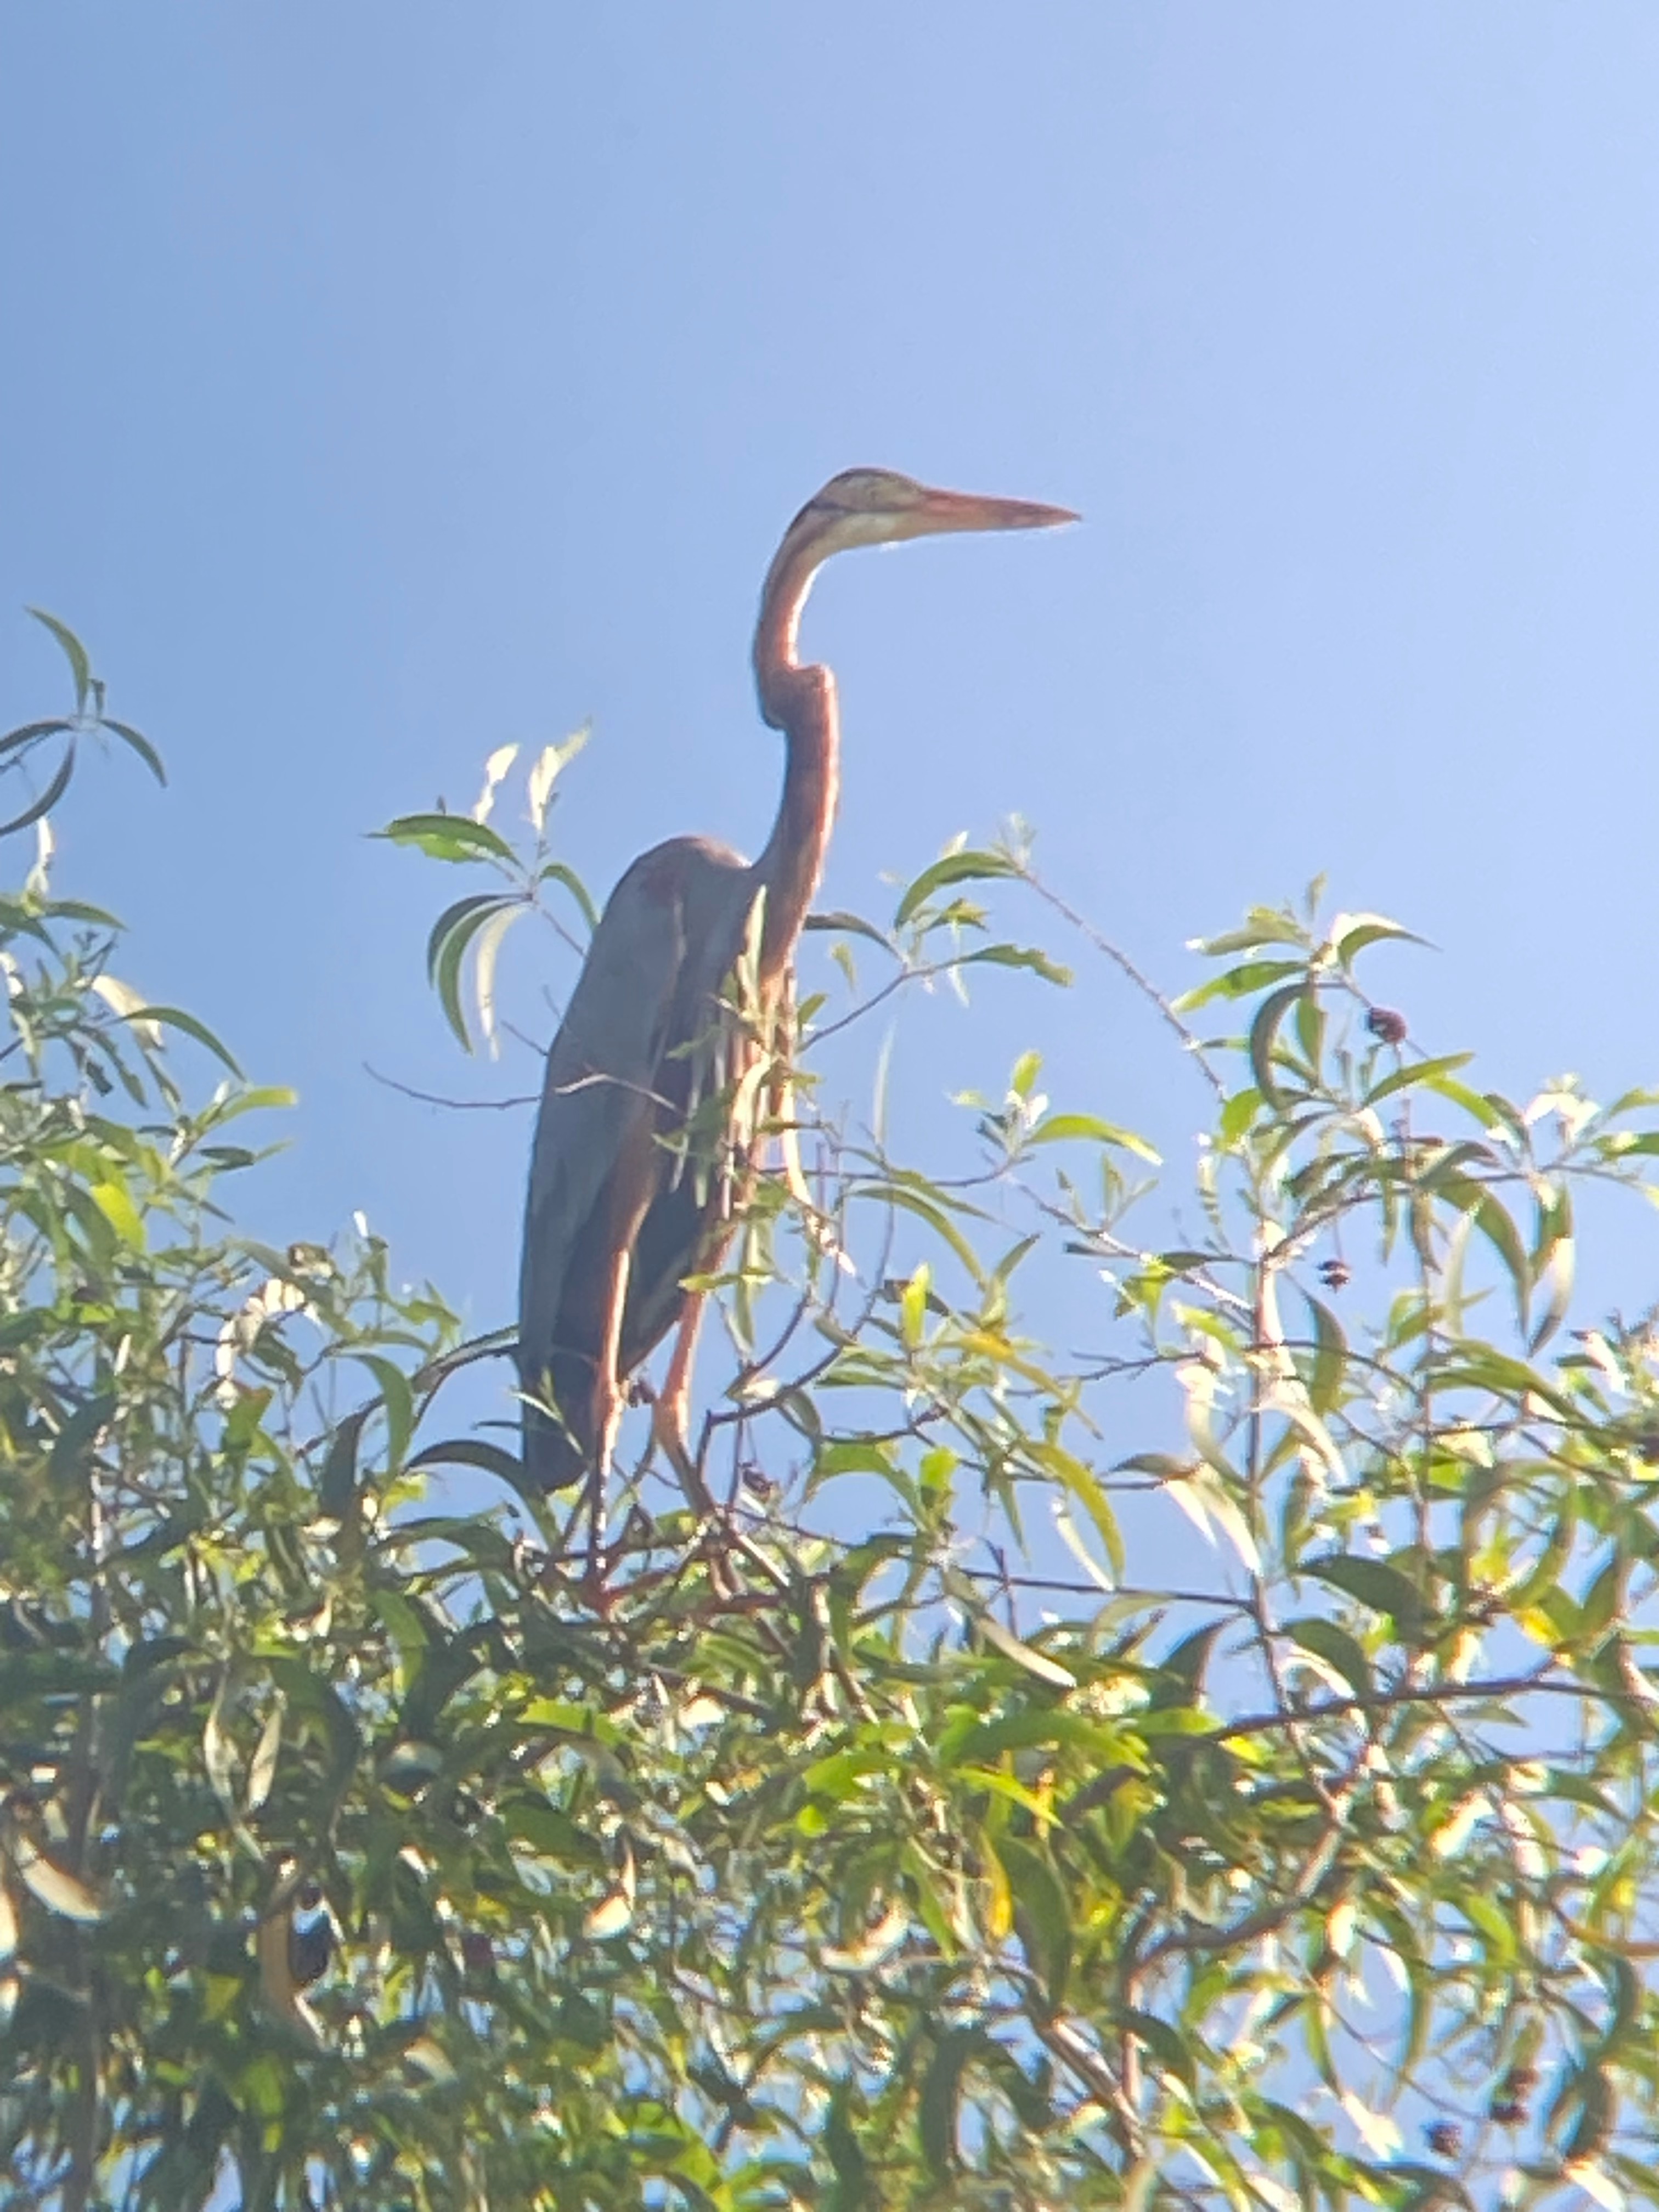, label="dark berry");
[289,1917,332,1988]
[1318,1257,1351,1292]
[1366,1007,1408,1047]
